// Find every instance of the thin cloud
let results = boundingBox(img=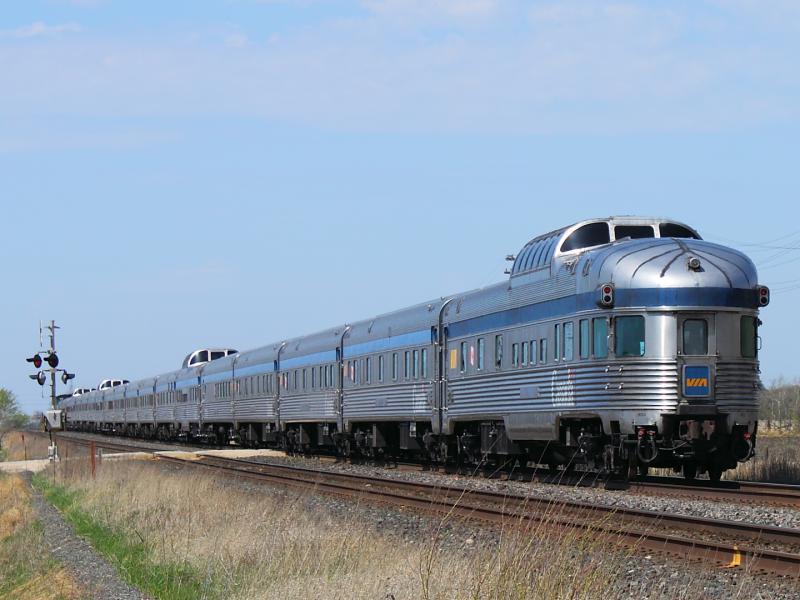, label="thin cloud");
[1,21,83,39]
